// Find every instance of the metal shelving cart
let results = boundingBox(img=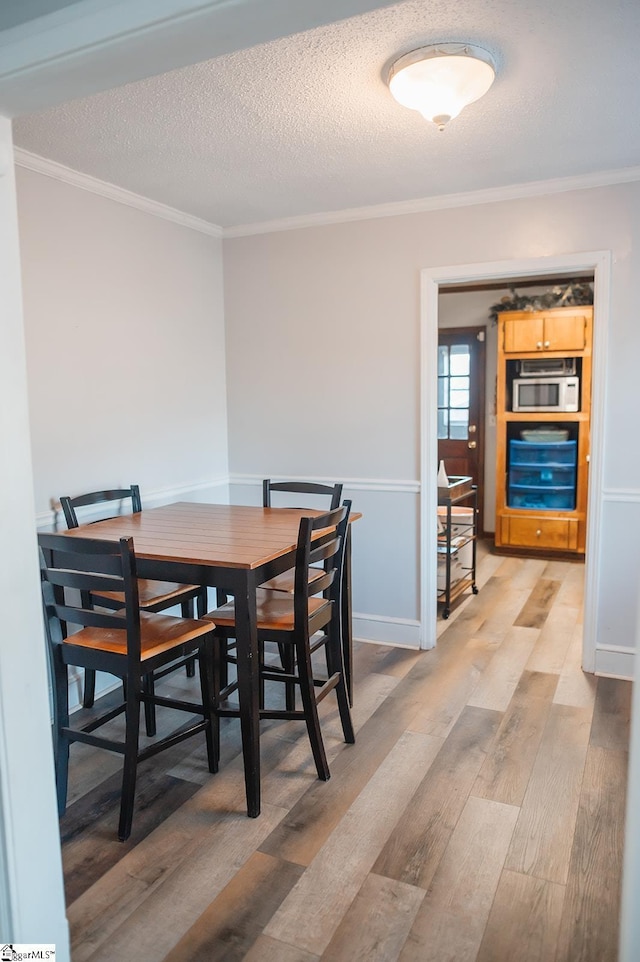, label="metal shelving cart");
[437,477,479,619]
